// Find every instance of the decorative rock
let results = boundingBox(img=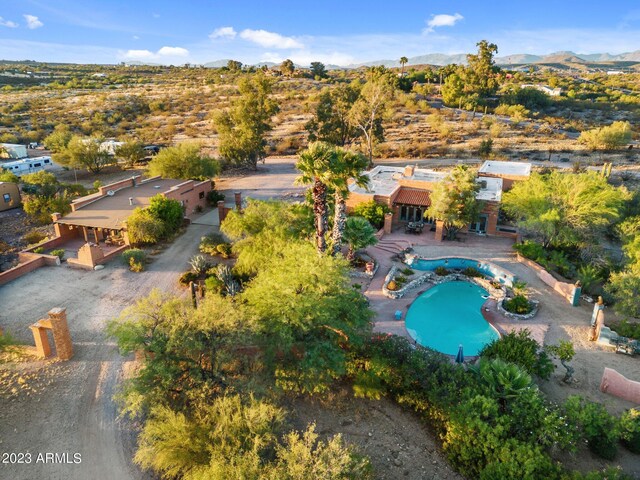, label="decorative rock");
[94,264,105,270]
